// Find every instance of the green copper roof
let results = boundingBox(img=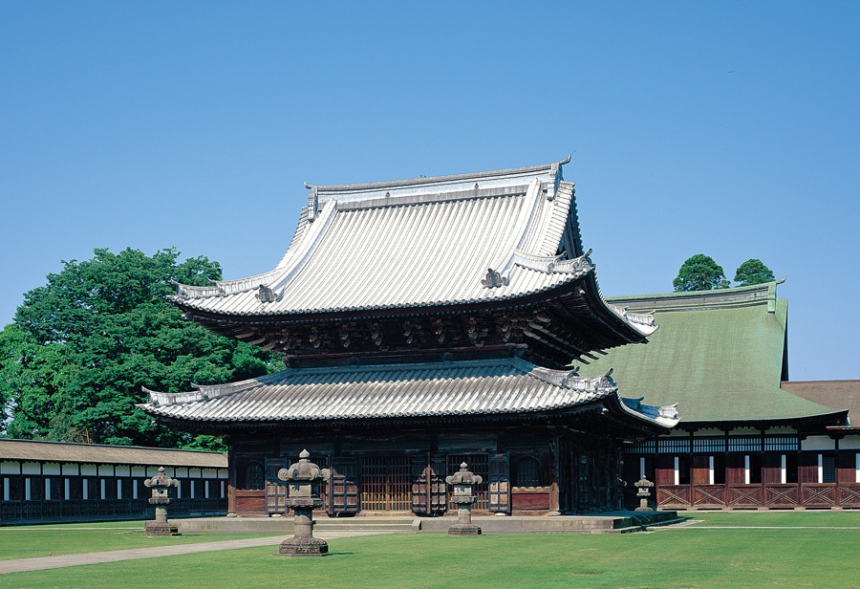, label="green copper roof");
[575,282,845,425]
